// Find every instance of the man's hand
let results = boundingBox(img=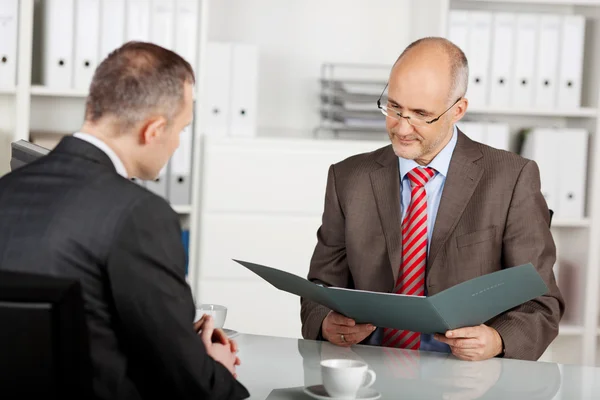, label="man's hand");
[197,315,241,377]
[194,315,238,355]
[434,324,503,361]
[322,311,376,347]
